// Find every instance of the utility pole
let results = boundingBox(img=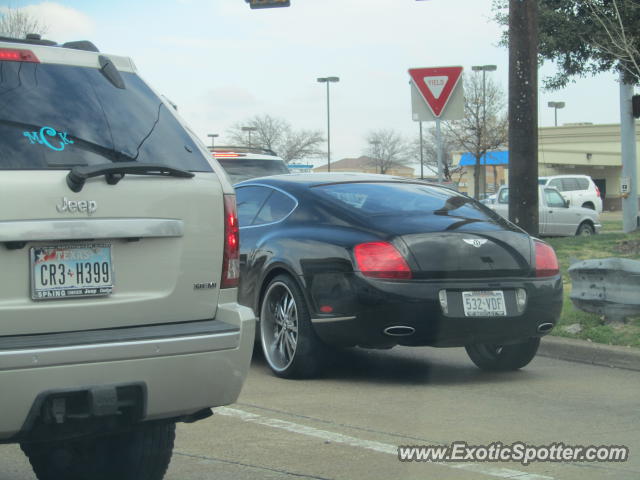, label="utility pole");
[472,65,497,198]
[619,74,639,232]
[508,0,539,235]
